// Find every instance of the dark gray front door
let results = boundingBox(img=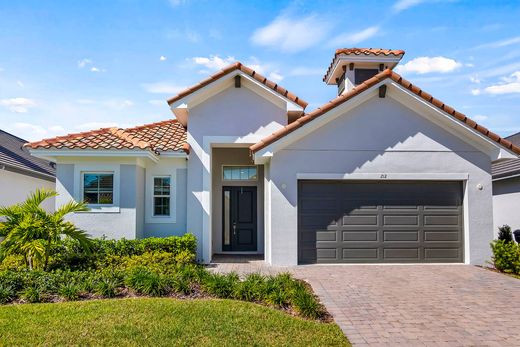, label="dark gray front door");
[222,186,257,252]
[298,181,463,264]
